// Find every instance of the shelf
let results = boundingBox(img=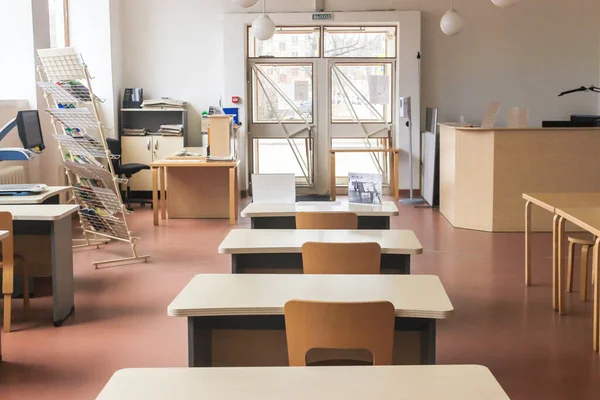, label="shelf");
[55,134,116,164]
[121,108,187,112]
[38,81,93,103]
[79,210,131,241]
[47,108,99,131]
[73,186,123,215]
[62,161,116,189]
[37,48,87,81]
